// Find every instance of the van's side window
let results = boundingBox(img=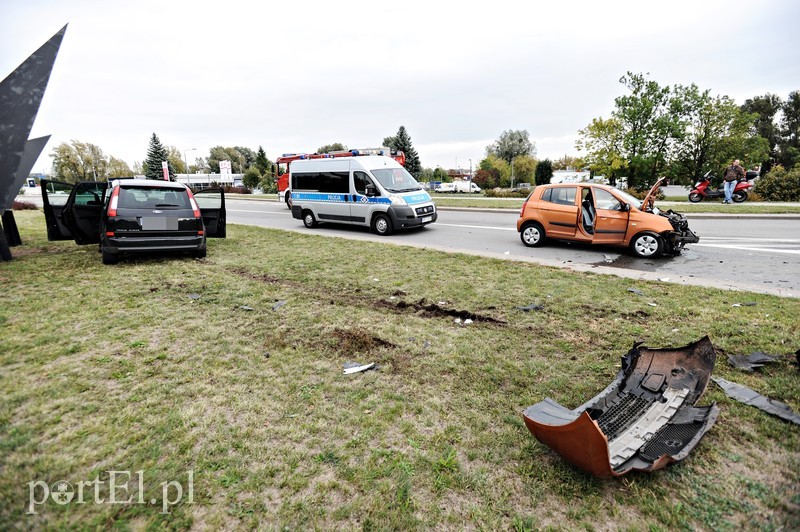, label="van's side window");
[292,171,350,193]
[354,171,372,195]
